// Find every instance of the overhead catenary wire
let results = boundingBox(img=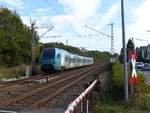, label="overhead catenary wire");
[84,25,111,38]
[43,0,111,51]
[41,33,103,38]
[45,0,77,32]
[45,0,94,42]
[61,0,74,14]
[39,26,54,38]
